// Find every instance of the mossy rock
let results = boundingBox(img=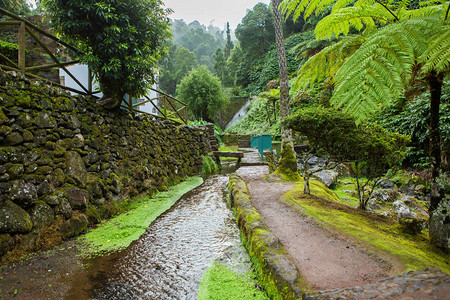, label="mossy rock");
[5,132,23,145]
[65,151,88,187]
[30,200,55,228]
[7,164,24,179]
[0,108,8,124]
[0,233,14,256]
[0,201,33,233]
[59,214,88,240]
